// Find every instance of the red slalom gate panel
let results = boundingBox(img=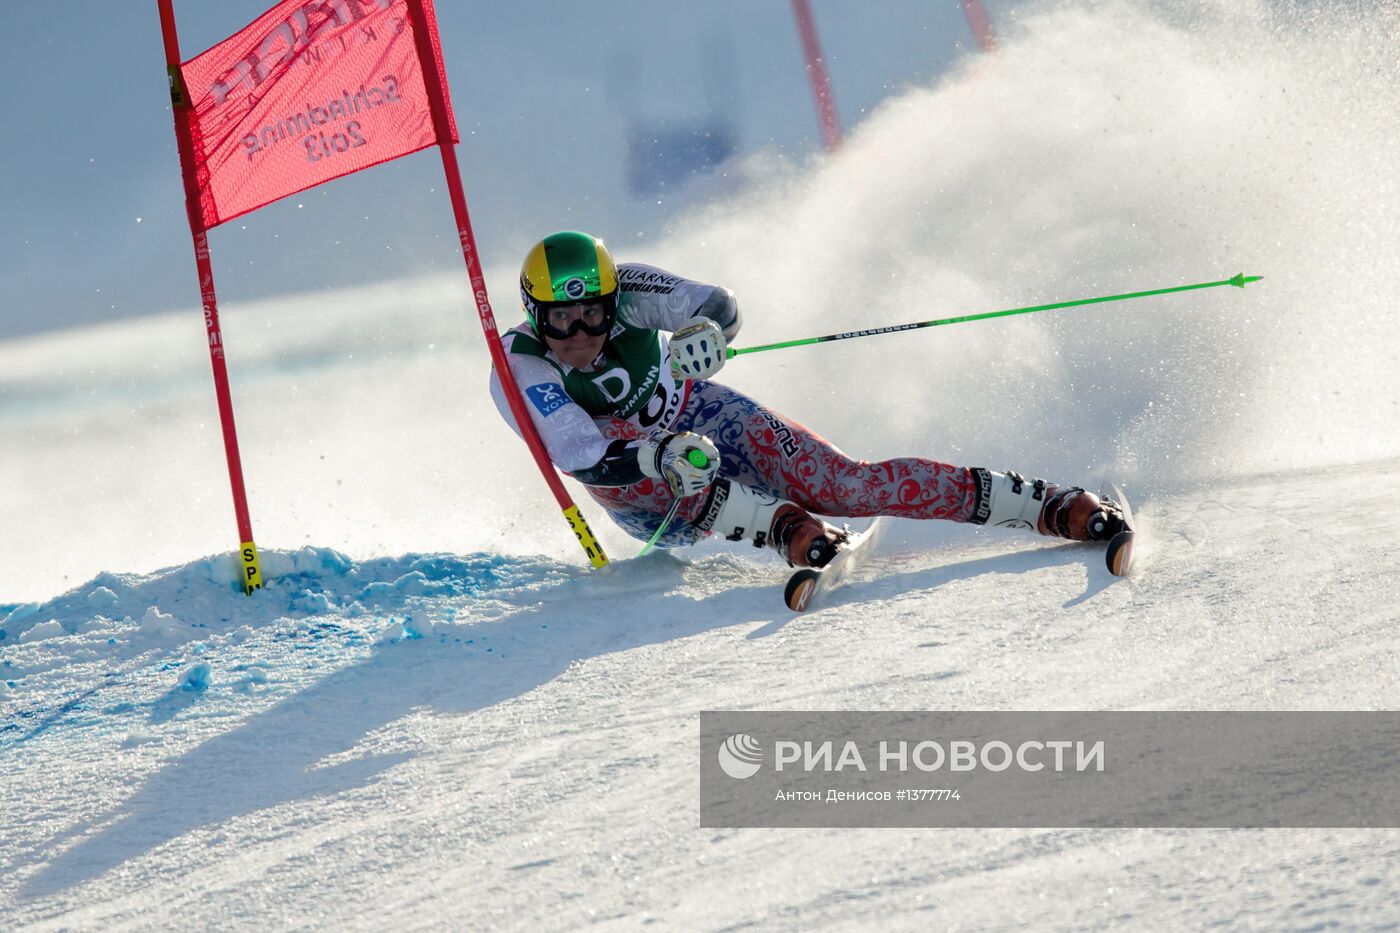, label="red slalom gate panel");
[176,0,457,229]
